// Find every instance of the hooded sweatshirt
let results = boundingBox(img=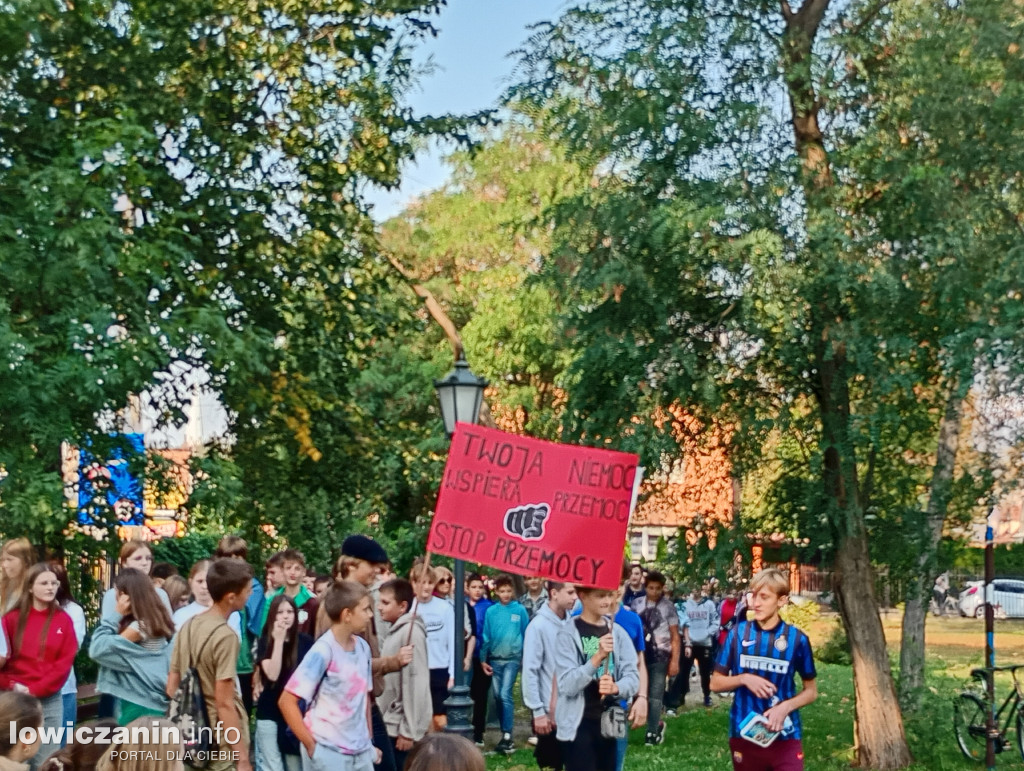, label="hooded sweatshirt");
[0,607,77,698]
[521,603,567,719]
[379,611,432,743]
[553,618,639,742]
[683,596,719,646]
